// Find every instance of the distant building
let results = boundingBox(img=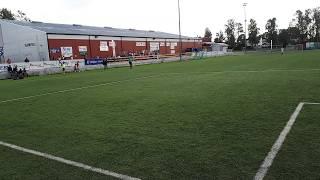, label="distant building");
[202,42,228,53]
[0,20,202,62]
